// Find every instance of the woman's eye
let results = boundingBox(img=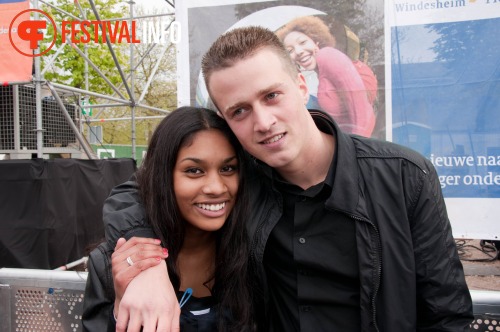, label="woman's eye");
[185,168,203,174]
[221,165,238,173]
